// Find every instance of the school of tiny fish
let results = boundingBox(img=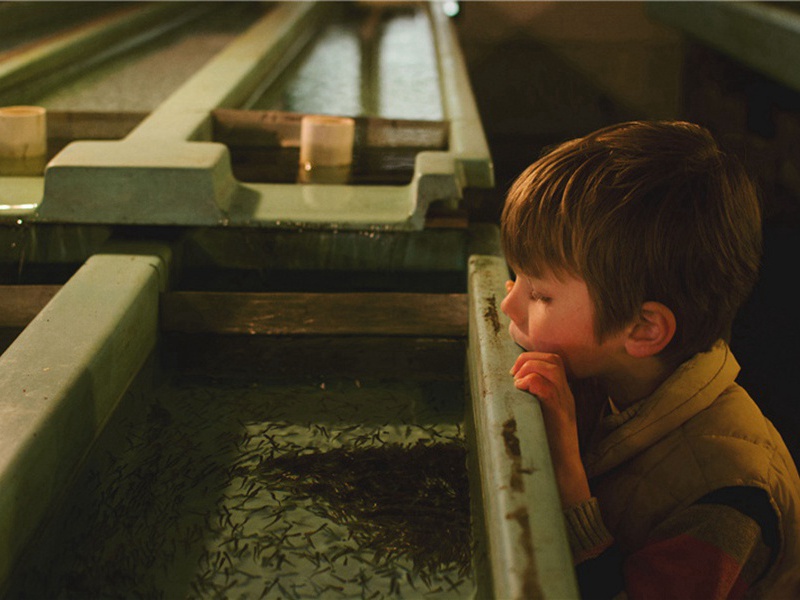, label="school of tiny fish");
[7,372,475,599]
